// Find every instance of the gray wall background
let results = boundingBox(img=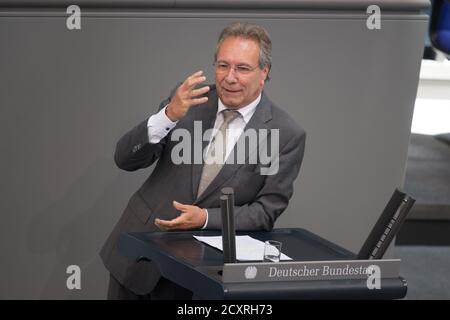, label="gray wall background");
[0,1,428,299]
